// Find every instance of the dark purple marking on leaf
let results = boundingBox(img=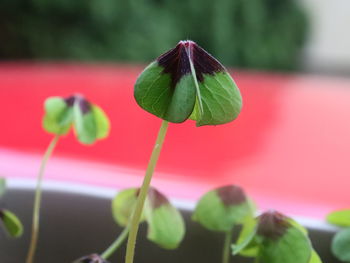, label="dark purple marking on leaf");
[257,210,290,240]
[64,95,91,114]
[148,187,169,209]
[216,185,247,206]
[135,187,169,209]
[73,254,110,263]
[157,40,225,88]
